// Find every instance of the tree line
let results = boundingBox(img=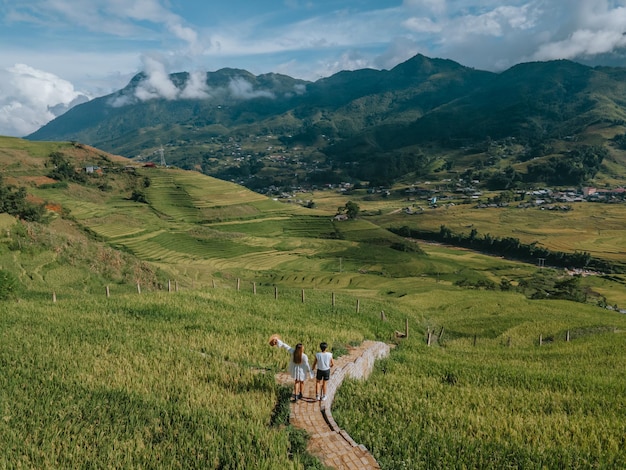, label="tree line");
[0,175,47,222]
[391,225,623,273]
